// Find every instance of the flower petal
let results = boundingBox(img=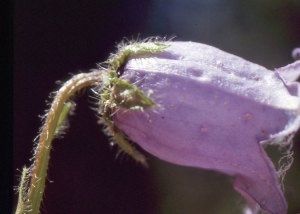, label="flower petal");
[276,60,300,82]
